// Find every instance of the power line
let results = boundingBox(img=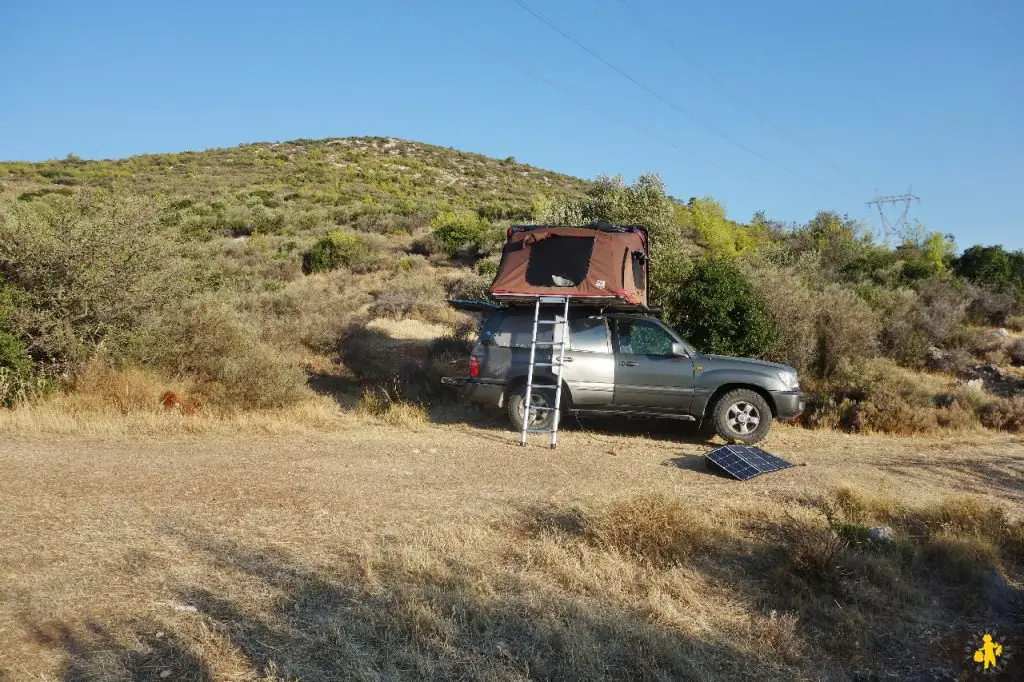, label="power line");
[615,0,859,185]
[509,0,826,188]
[393,0,757,182]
